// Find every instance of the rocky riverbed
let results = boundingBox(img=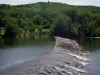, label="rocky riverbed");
[0,37,90,75]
